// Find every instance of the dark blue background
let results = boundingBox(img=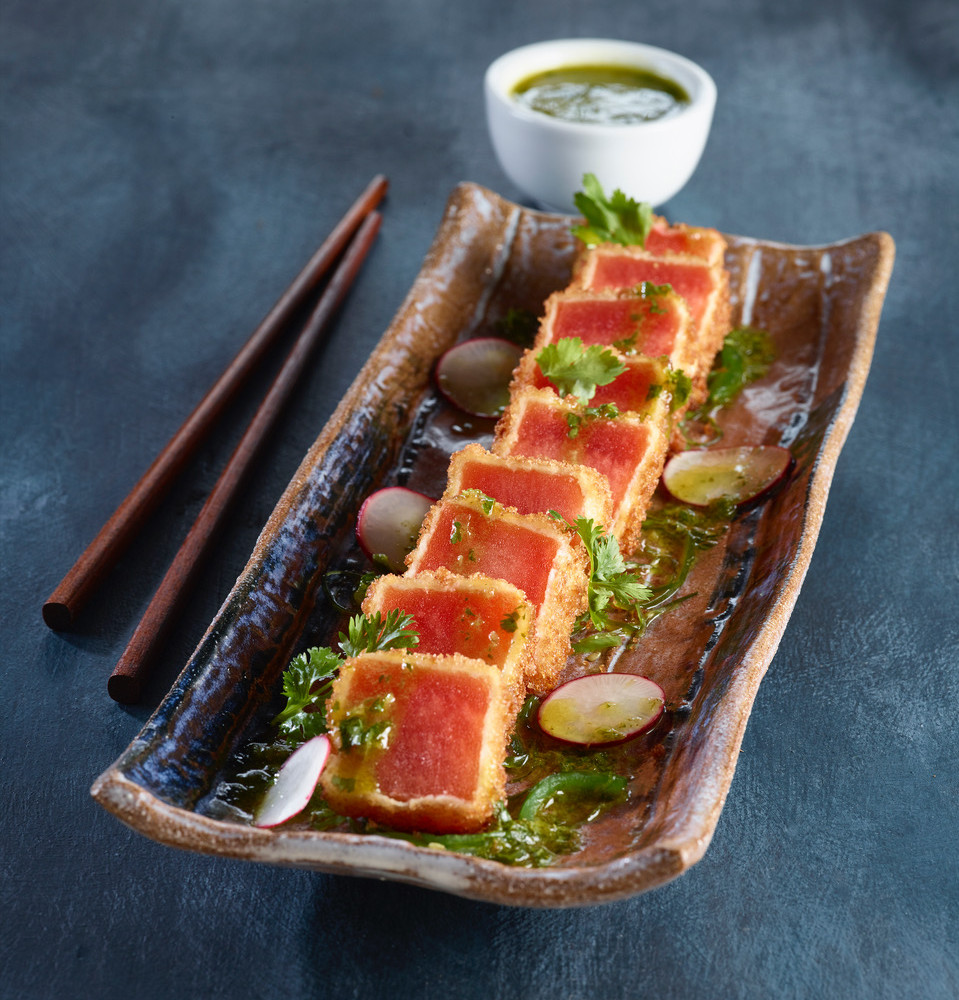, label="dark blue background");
[2,1,957,997]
